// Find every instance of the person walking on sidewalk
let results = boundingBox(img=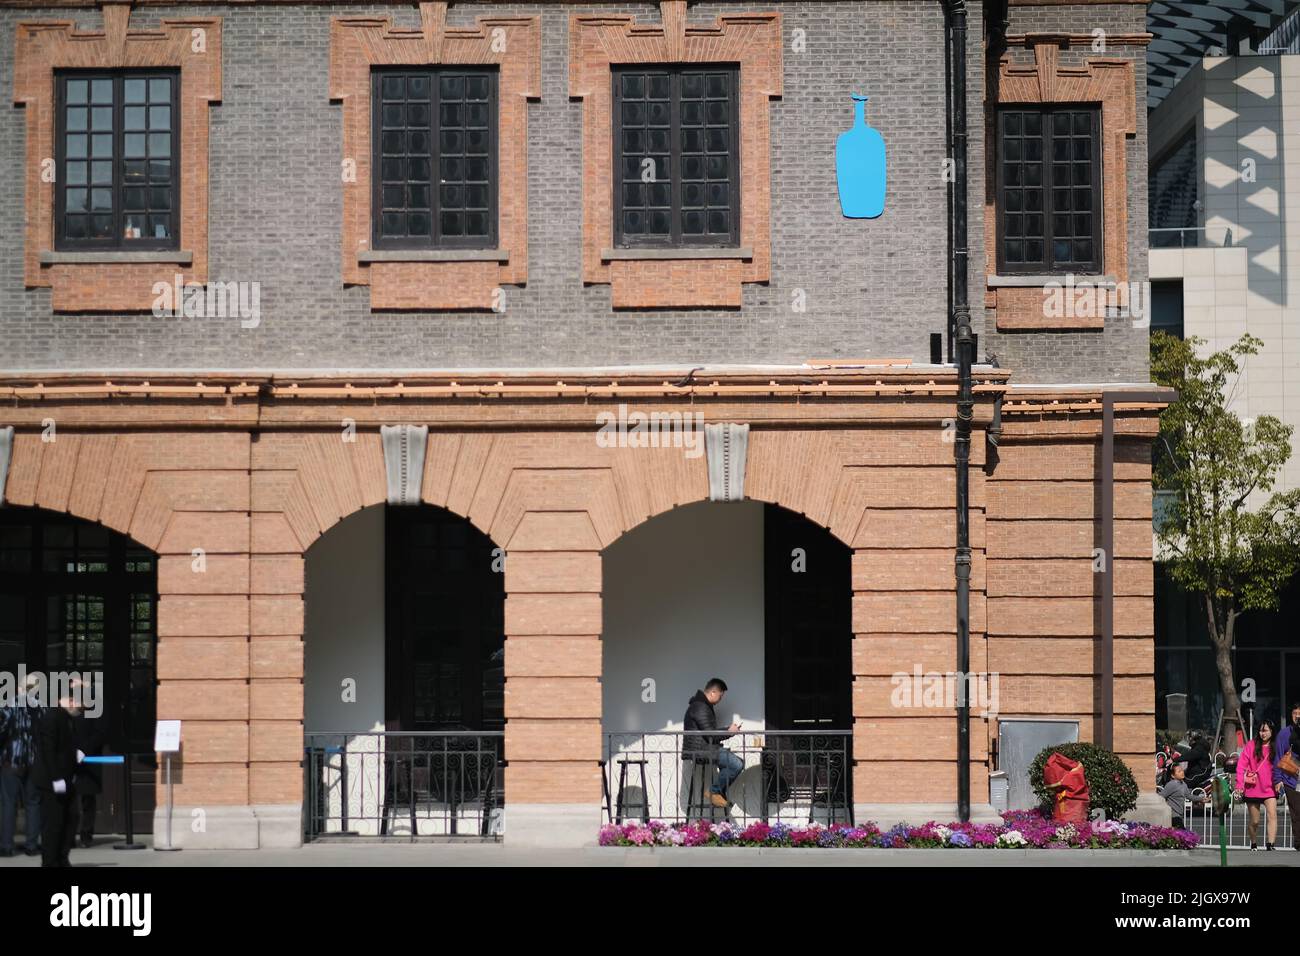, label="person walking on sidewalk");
[1273,703,1300,850]
[1236,719,1278,851]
